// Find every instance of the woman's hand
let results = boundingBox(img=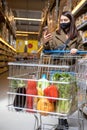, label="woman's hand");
[43,30,53,44]
[70,48,78,54]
